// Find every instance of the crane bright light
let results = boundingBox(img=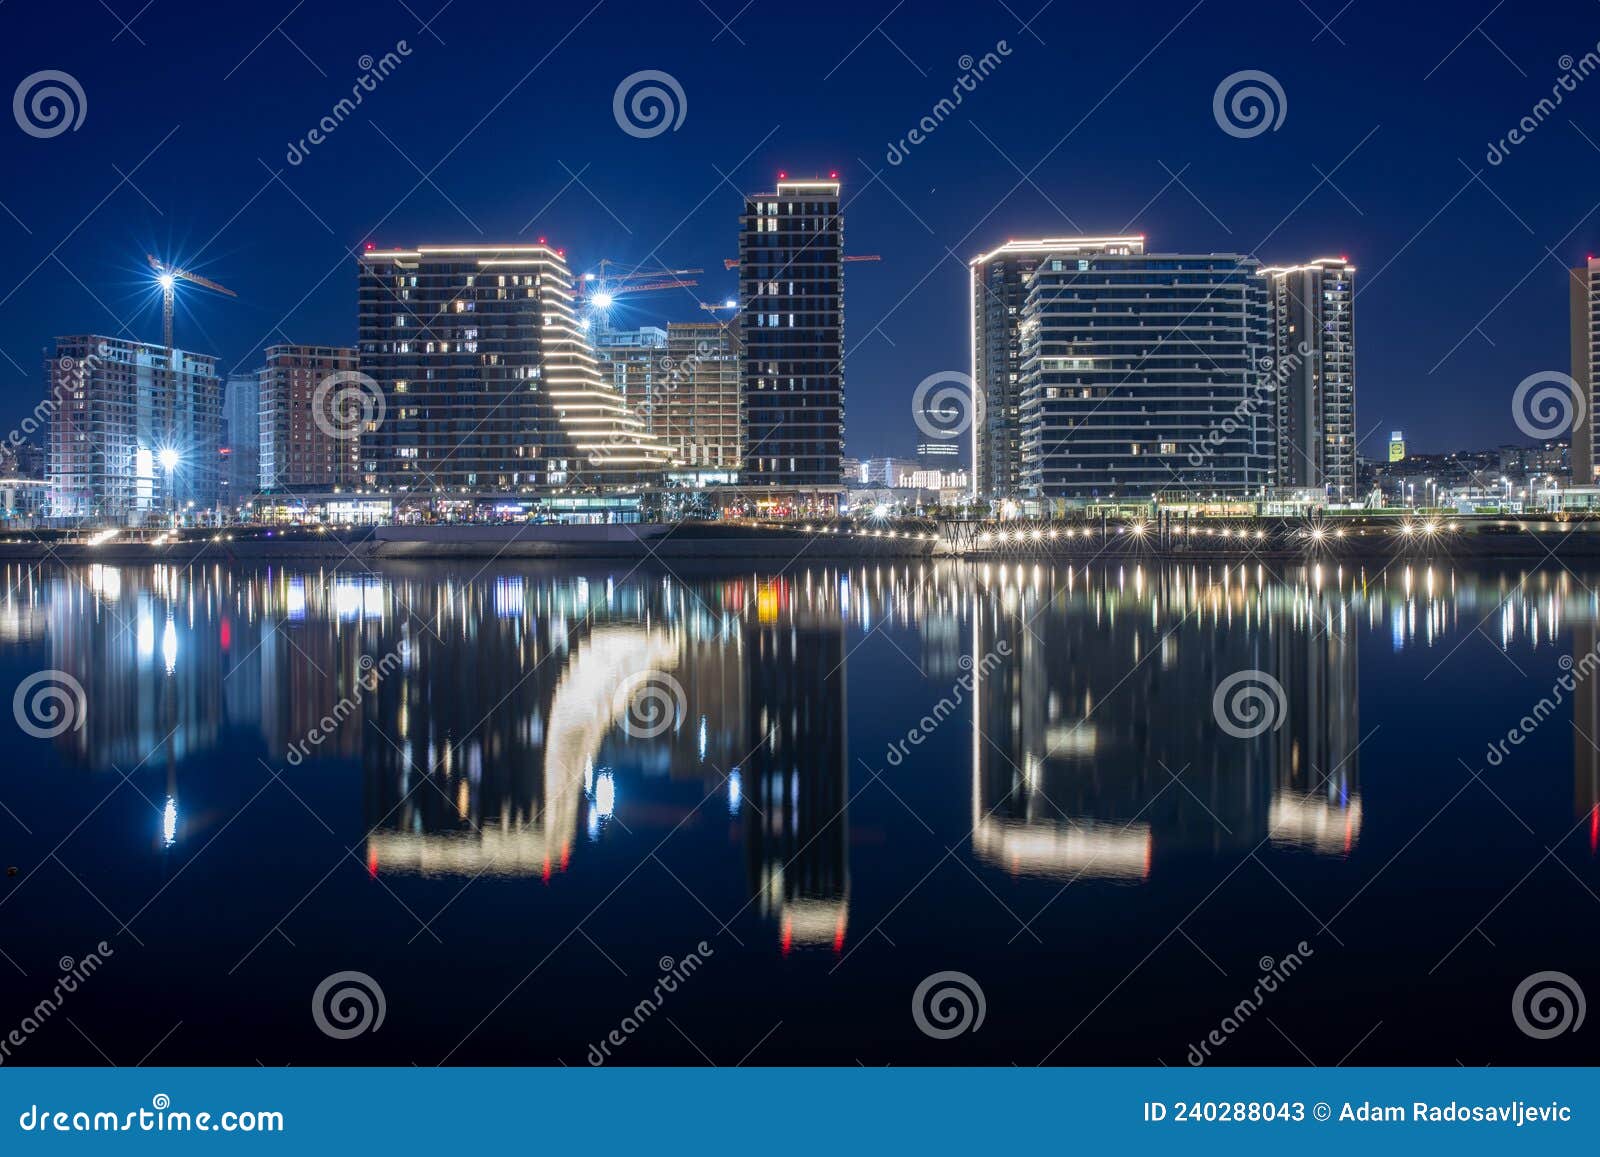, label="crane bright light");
[591,291,615,309]
[158,448,180,471]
